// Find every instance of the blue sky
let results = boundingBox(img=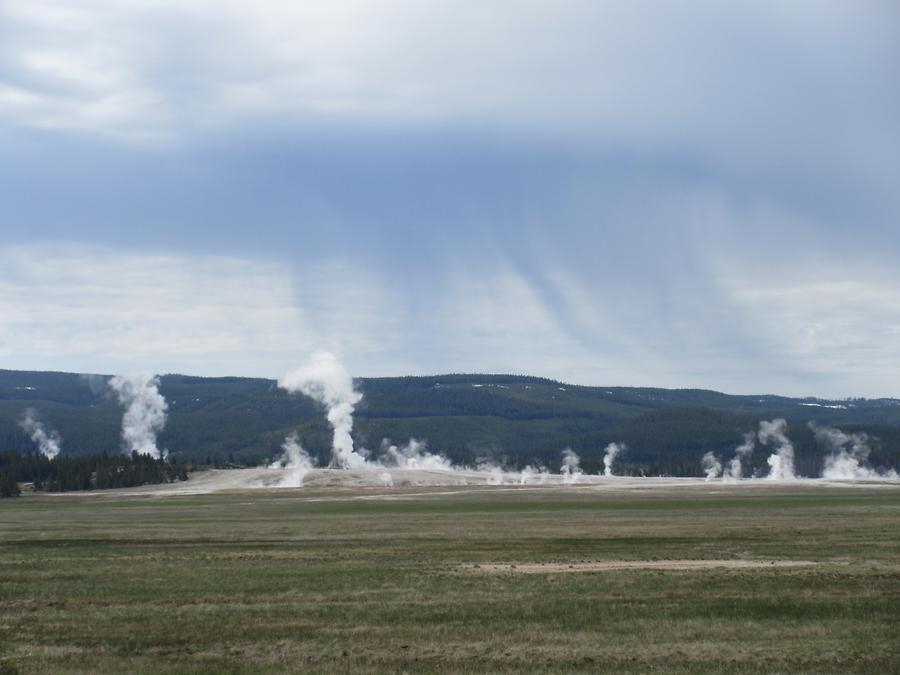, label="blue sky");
[2,1,899,397]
